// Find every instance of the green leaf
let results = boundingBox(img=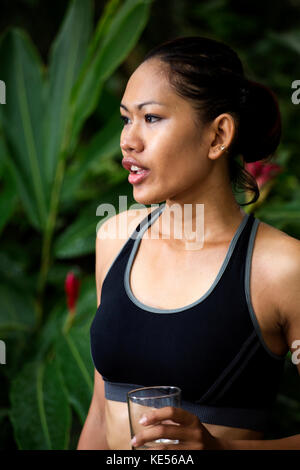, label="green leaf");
[70,276,97,328]
[33,276,95,365]
[256,200,300,223]
[83,0,122,65]
[0,248,33,291]
[0,132,9,171]
[32,303,65,362]
[9,357,71,449]
[53,211,97,258]
[0,29,48,230]
[55,324,94,424]
[54,180,135,258]
[0,162,18,235]
[61,110,122,202]
[70,0,152,147]
[44,0,93,182]
[47,262,79,287]
[0,282,37,336]
[268,30,300,55]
